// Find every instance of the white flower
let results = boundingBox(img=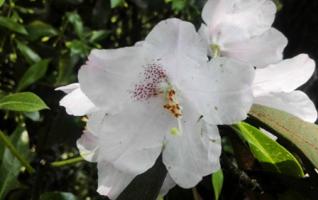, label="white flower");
[56,83,97,116]
[58,18,254,199]
[199,0,288,67]
[253,54,317,122]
